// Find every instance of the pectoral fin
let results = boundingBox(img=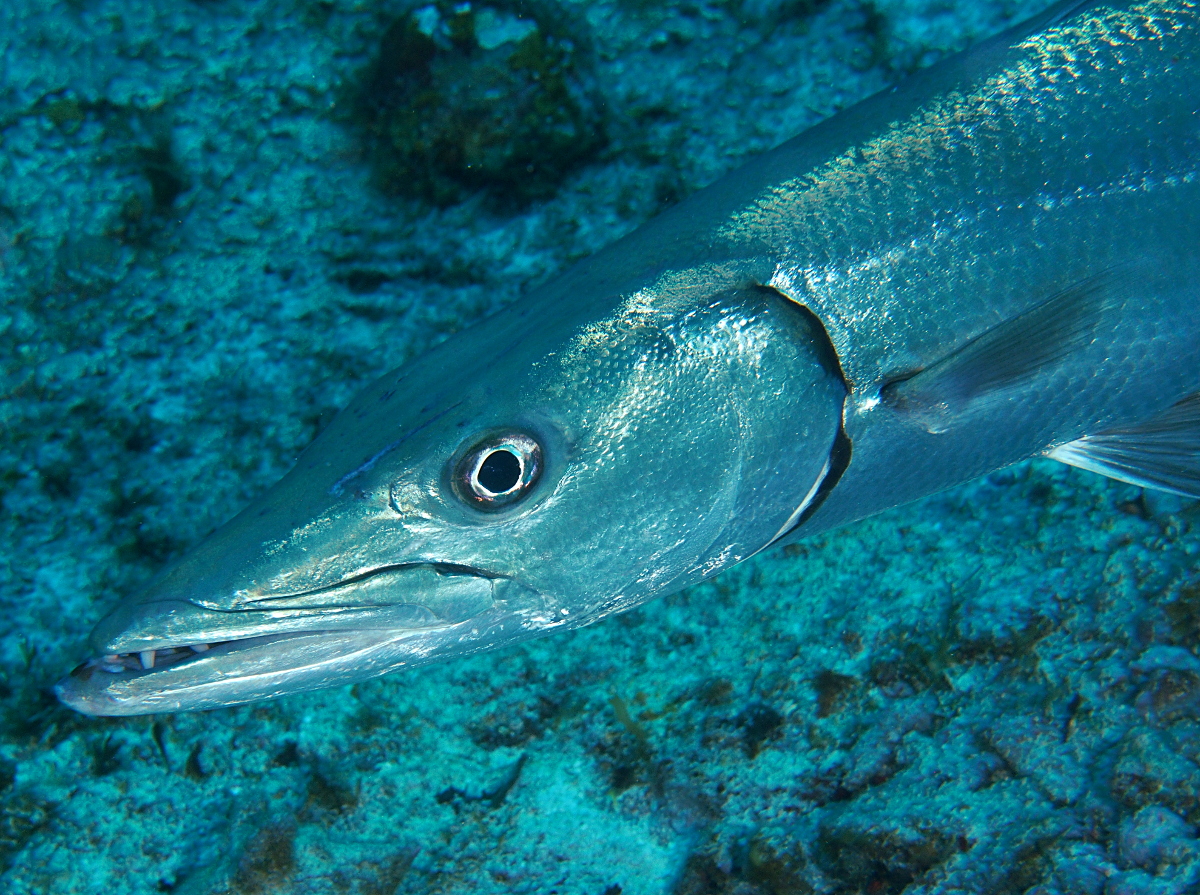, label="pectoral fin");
[883,268,1134,432]
[1048,393,1200,499]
